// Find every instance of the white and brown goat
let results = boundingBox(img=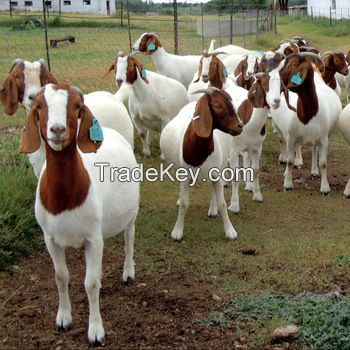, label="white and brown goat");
[19,83,139,346]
